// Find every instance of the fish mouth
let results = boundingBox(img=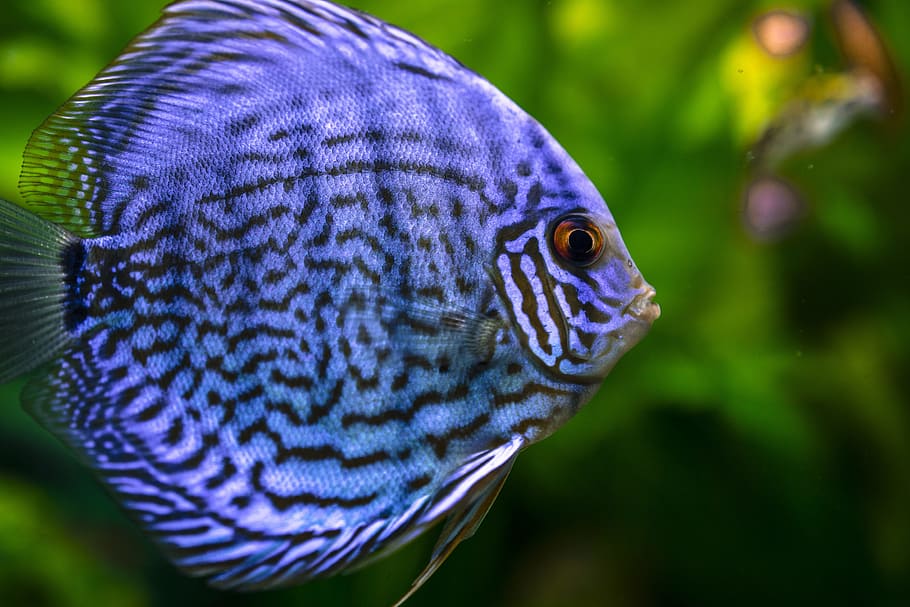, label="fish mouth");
[624,286,660,324]
[566,284,659,382]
